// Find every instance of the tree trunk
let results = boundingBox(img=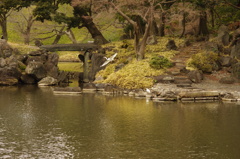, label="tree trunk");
[23,16,35,45]
[159,12,165,37]
[133,23,141,59]
[180,12,186,38]
[81,16,108,45]
[83,51,90,83]
[109,1,153,60]
[52,25,66,44]
[210,9,215,28]
[198,11,209,36]
[0,16,8,41]
[65,29,77,44]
